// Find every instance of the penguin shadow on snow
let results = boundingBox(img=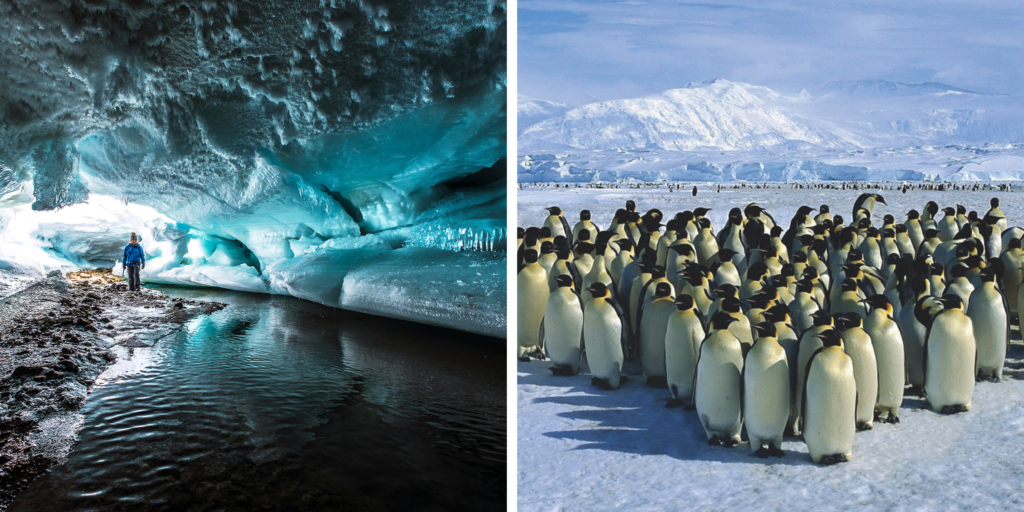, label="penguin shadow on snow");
[524,362,810,465]
[1002,327,1024,380]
